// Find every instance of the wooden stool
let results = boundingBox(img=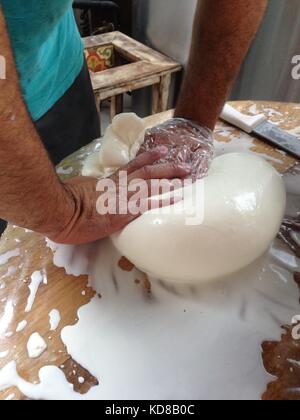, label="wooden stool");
[84,31,182,131]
